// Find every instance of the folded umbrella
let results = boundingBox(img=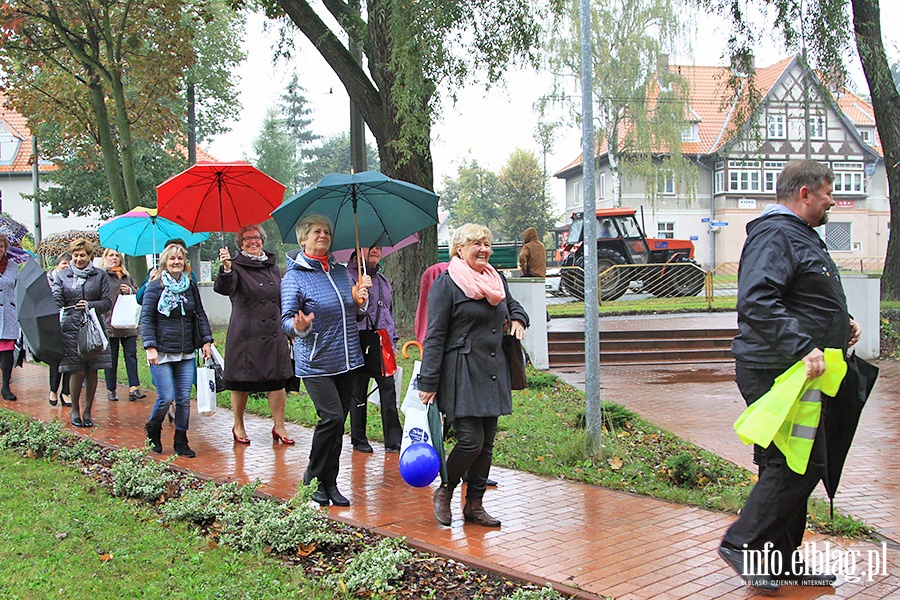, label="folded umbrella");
[823,352,879,517]
[15,258,64,363]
